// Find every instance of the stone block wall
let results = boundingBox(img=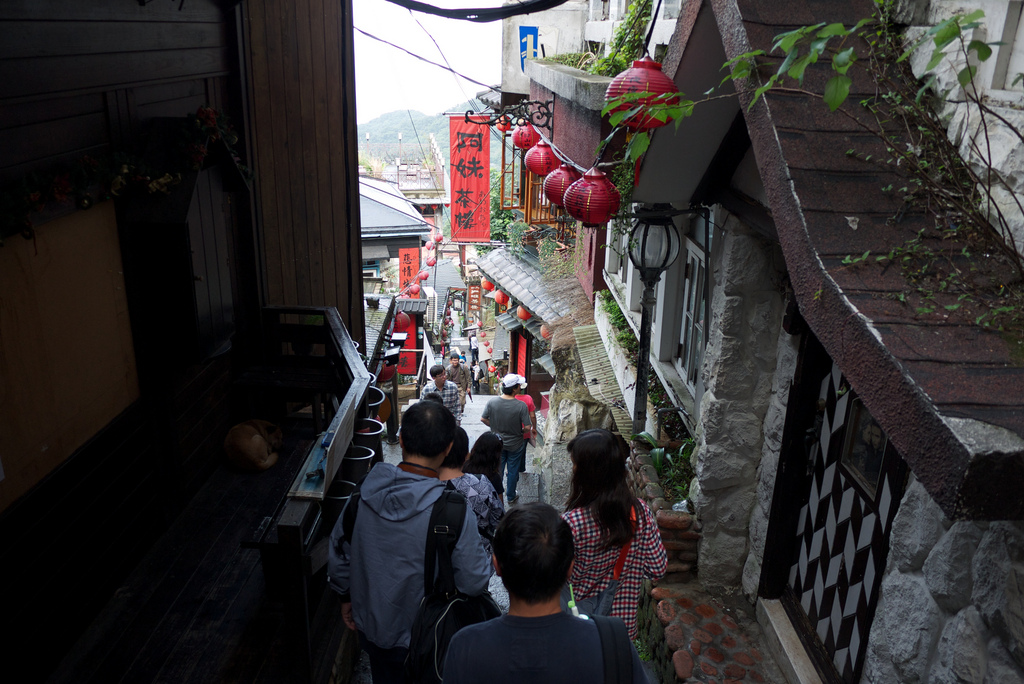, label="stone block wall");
[628,446,703,680]
[688,212,790,591]
[862,477,1024,683]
